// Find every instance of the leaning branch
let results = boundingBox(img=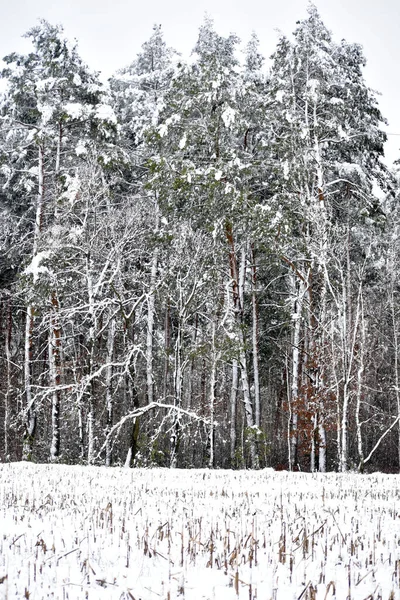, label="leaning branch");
[96,402,210,461]
[362,416,400,467]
